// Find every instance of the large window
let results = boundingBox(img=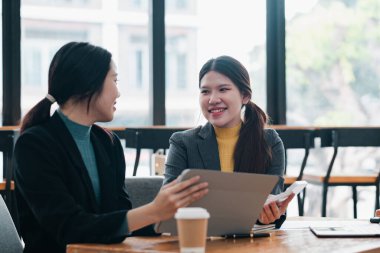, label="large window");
[165,0,267,126]
[21,20,102,117]
[21,0,150,127]
[286,0,380,126]
[21,0,150,176]
[285,0,380,218]
[118,27,149,126]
